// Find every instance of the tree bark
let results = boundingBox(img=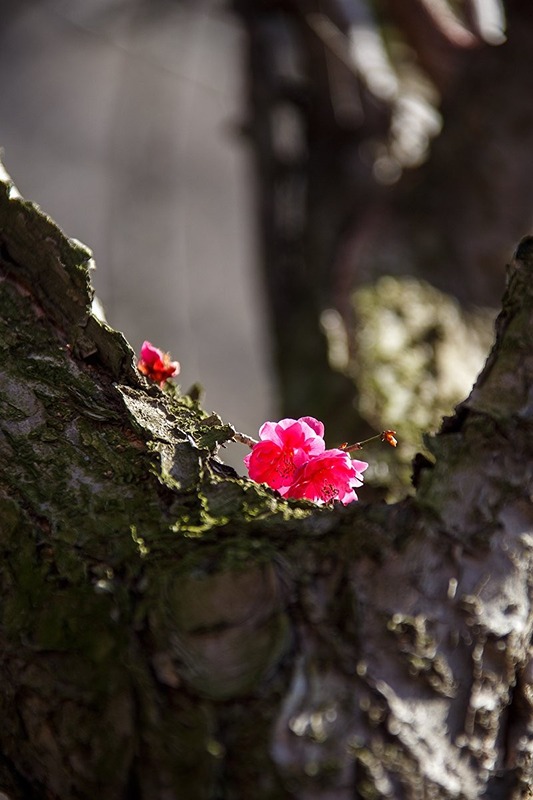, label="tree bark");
[1,165,533,799]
